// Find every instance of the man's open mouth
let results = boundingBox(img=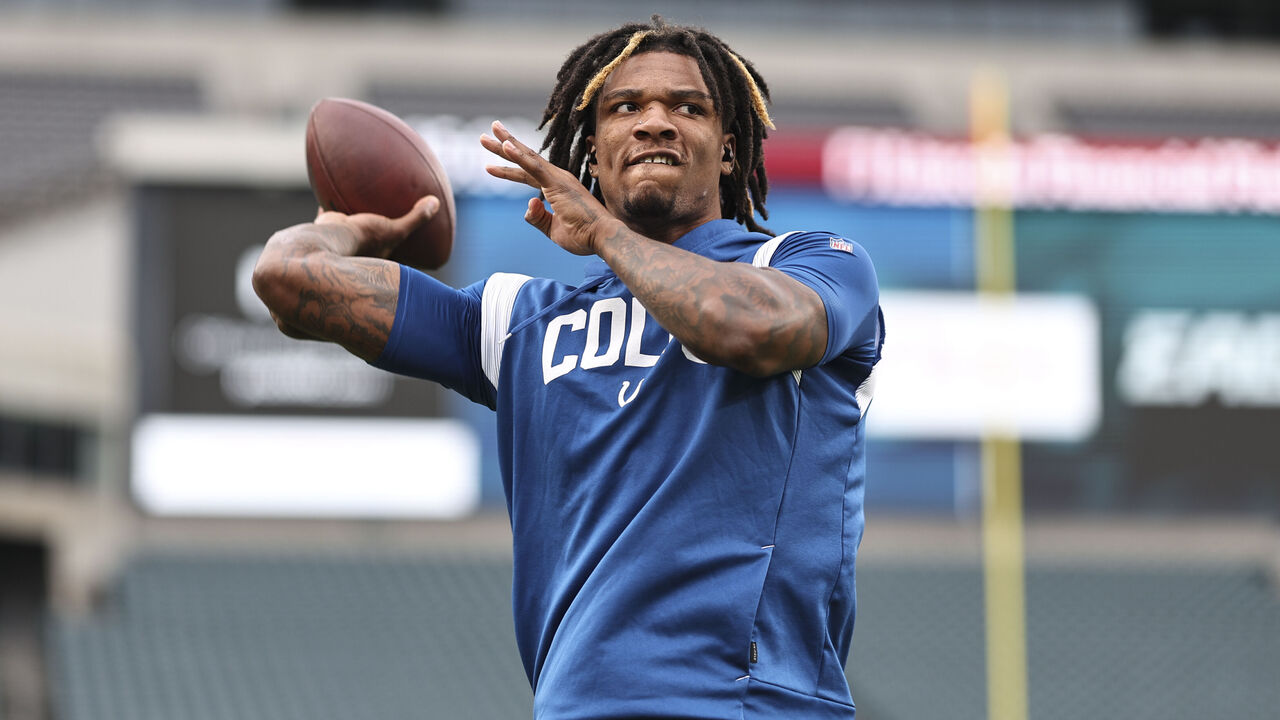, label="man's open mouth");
[630,153,681,166]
